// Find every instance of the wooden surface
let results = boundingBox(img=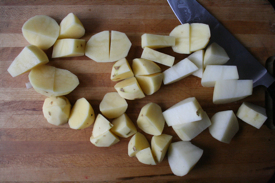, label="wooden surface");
[1,0,275,182]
